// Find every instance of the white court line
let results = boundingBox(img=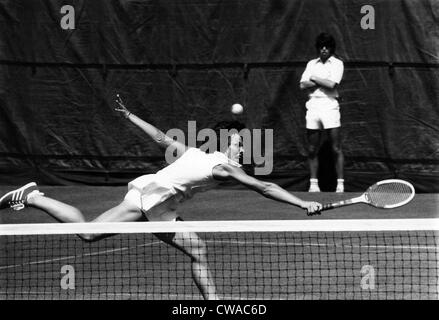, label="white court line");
[0,290,317,300]
[0,239,437,271]
[209,239,439,251]
[0,290,425,300]
[0,240,163,270]
[0,291,244,300]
